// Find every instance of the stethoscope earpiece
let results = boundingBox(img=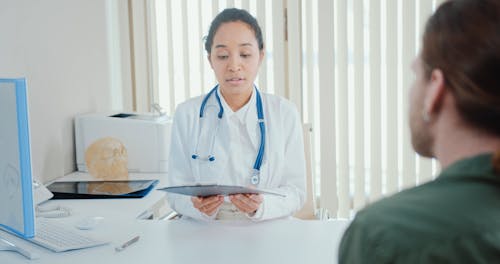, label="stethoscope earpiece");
[191,154,215,162]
